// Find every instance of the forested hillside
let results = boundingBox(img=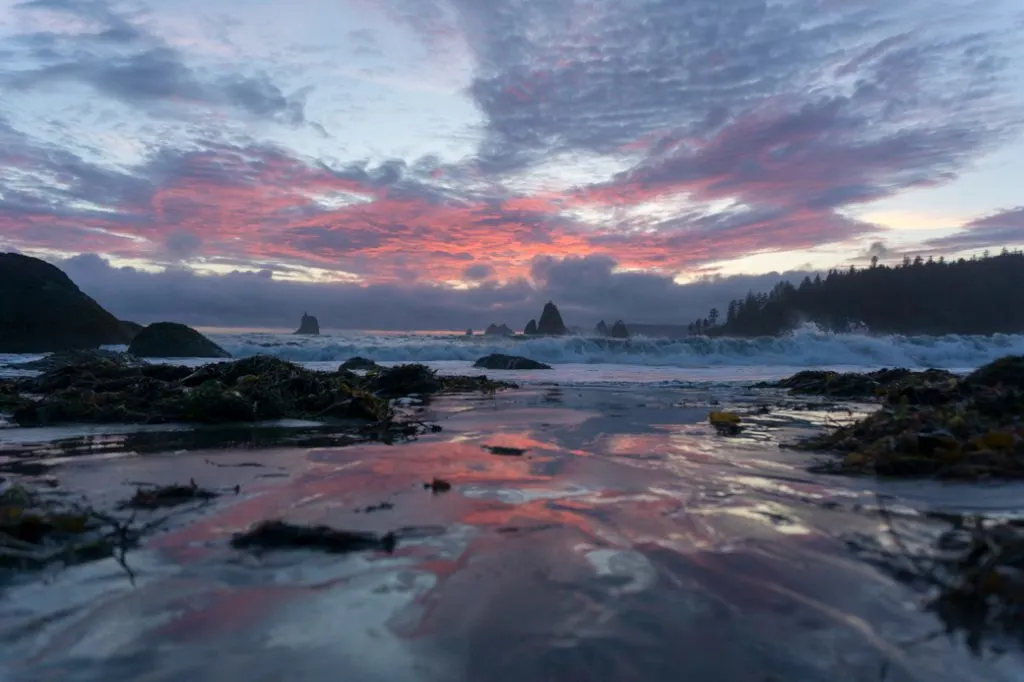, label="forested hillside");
[686,251,1024,337]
